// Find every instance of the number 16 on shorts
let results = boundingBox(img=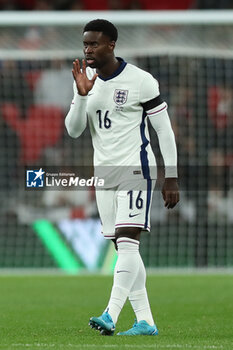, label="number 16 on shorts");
[115,183,154,232]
